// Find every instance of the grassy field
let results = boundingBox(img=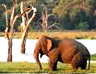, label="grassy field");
[0,31,96,39]
[0,62,96,73]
